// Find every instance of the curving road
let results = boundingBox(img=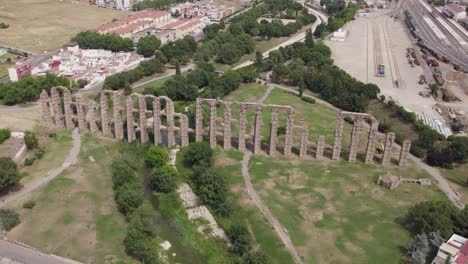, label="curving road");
[0,128,81,208]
